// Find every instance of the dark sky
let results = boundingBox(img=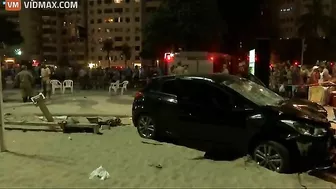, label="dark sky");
[217,0,263,53]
